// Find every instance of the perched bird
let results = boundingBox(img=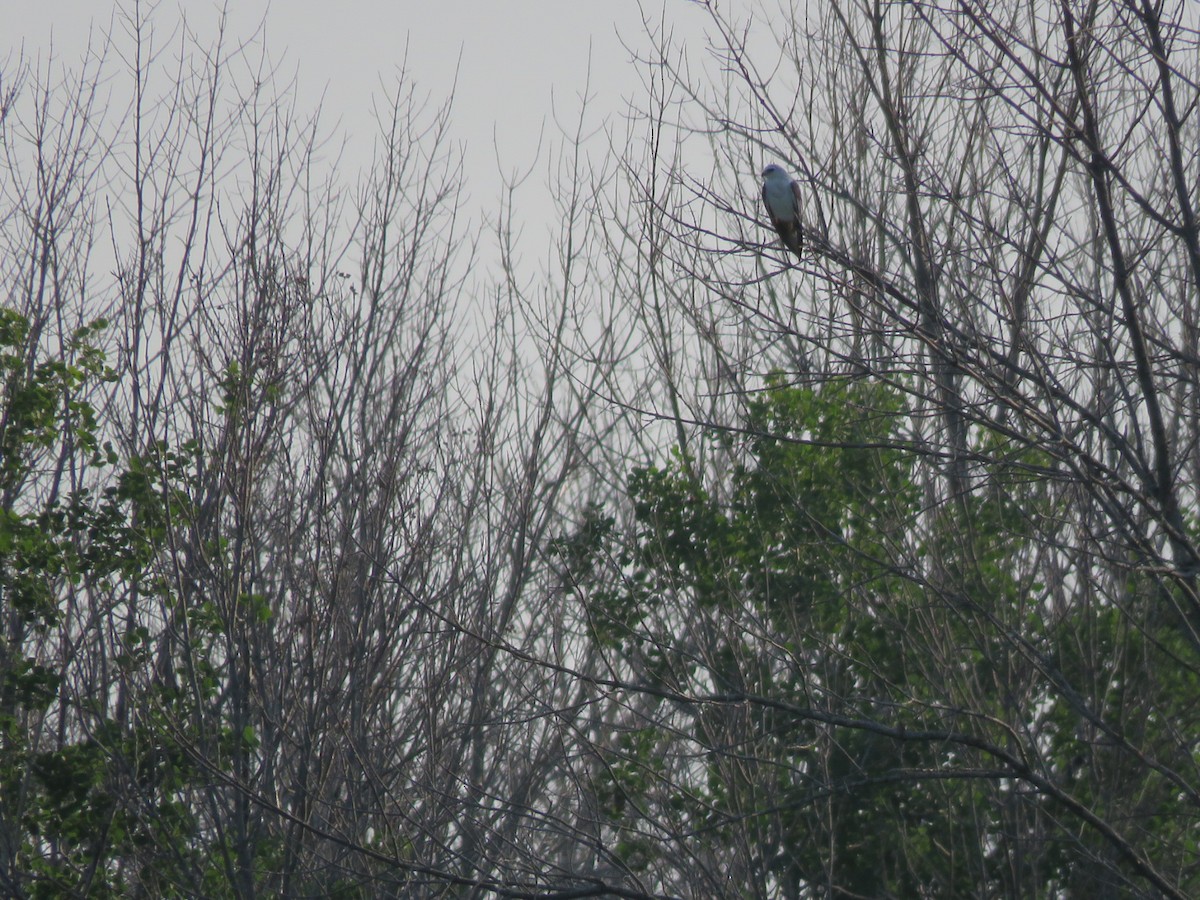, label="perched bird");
[760,164,804,257]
